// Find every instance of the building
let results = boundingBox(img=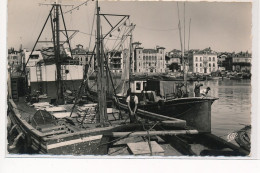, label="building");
[165,49,181,72]
[232,51,251,72]
[8,48,22,66]
[107,51,122,73]
[188,47,218,74]
[217,52,233,71]
[133,46,166,74]
[71,44,88,65]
